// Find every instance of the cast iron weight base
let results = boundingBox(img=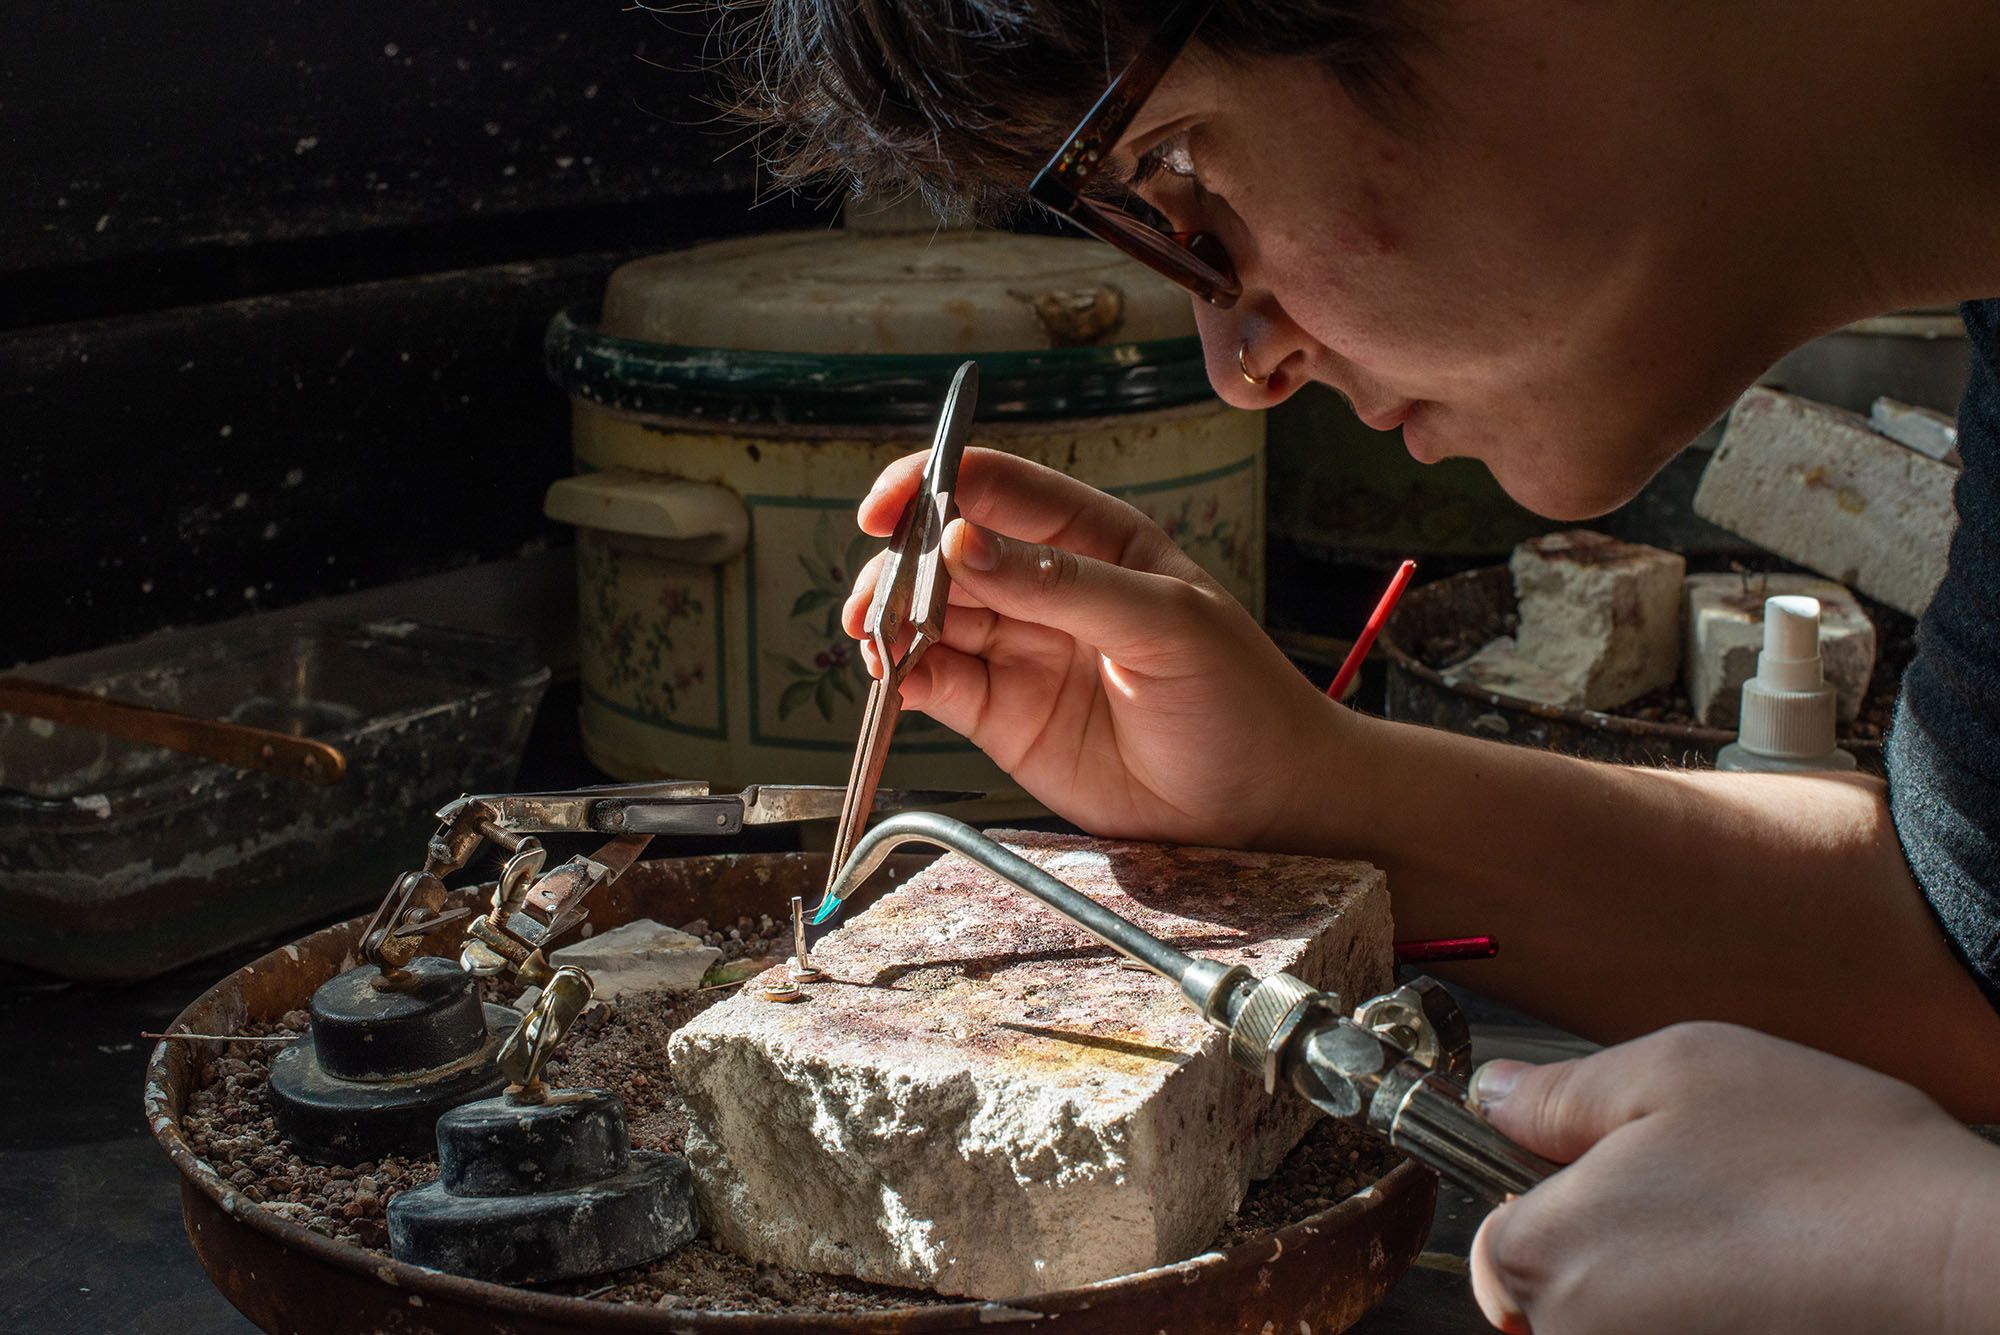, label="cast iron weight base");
[267,956,518,1164]
[387,1085,698,1284]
